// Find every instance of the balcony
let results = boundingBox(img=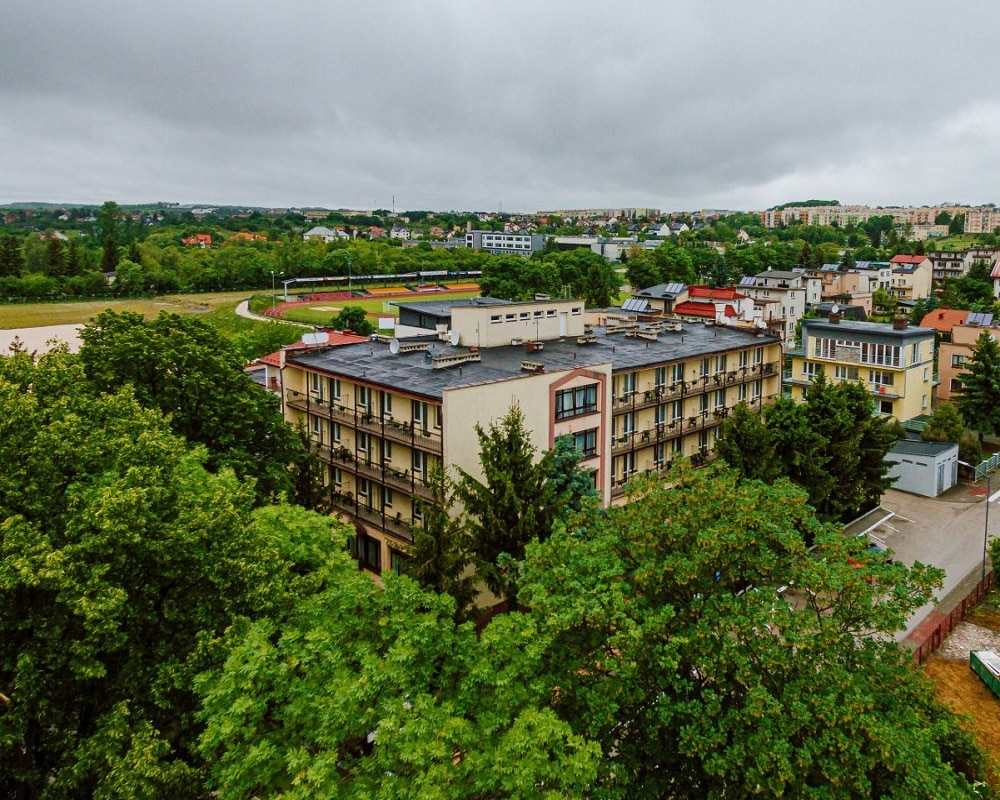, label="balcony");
[330,492,414,544]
